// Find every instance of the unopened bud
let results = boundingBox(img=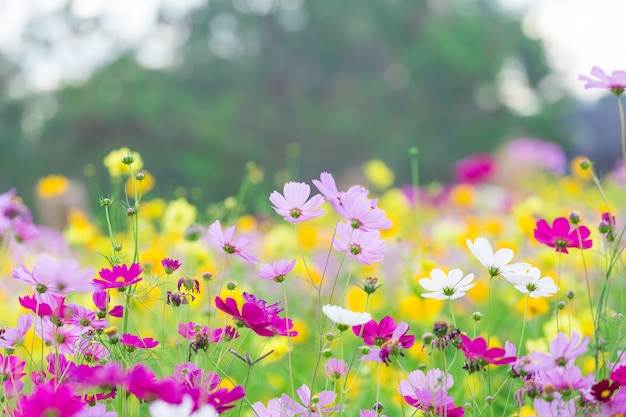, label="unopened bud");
[568,211,581,224]
[126,207,136,216]
[326,332,335,342]
[557,301,565,310]
[579,159,591,170]
[322,348,333,358]
[567,290,575,300]
[358,345,370,354]
[121,154,135,165]
[202,272,213,281]
[136,172,145,181]
[226,281,237,290]
[100,197,113,207]
[472,312,483,321]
